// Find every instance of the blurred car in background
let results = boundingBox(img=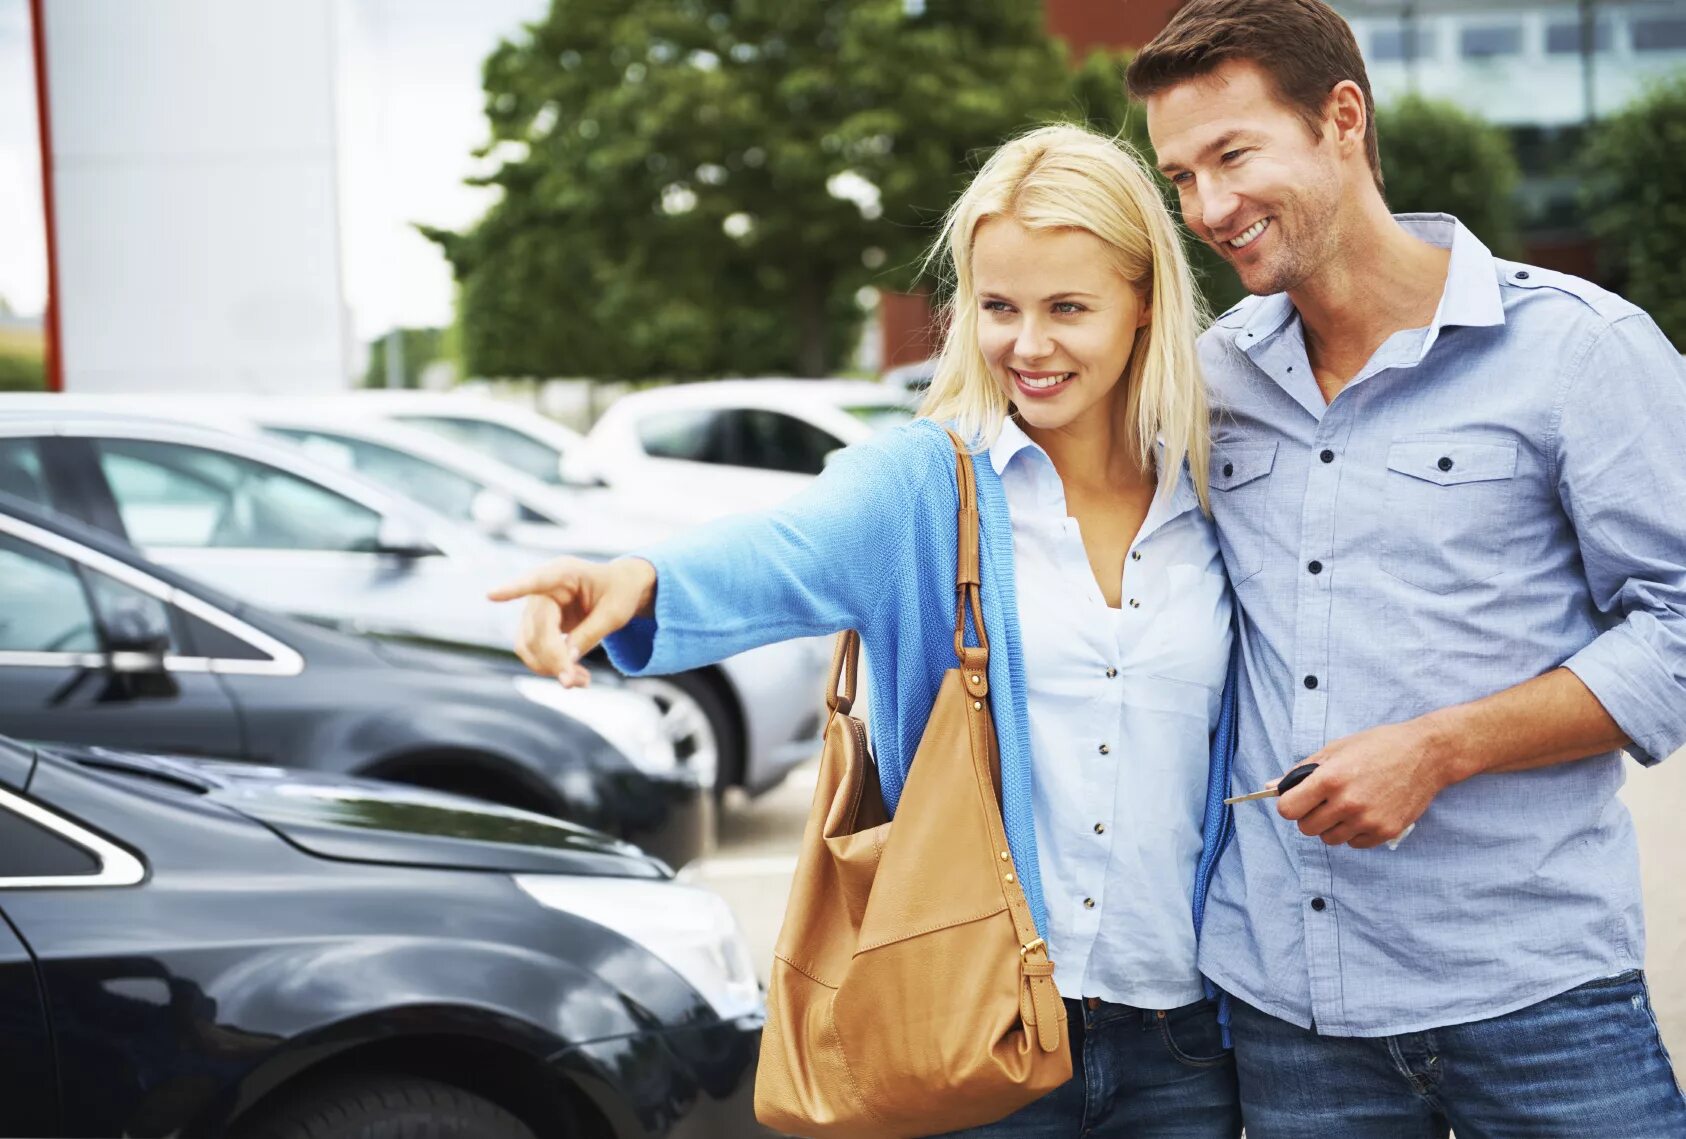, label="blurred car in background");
[883,357,938,402]
[0,404,829,800]
[0,734,766,1138]
[0,493,709,866]
[576,379,915,519]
